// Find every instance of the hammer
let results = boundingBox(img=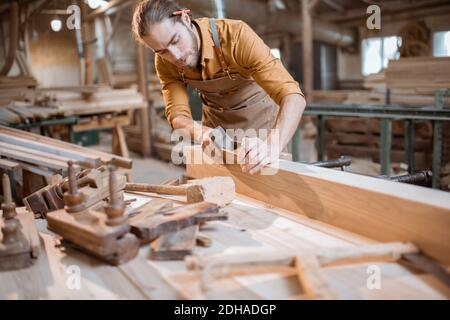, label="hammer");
[124,176,235,207]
